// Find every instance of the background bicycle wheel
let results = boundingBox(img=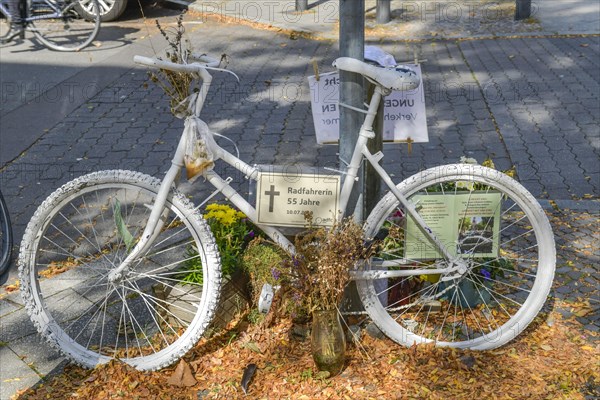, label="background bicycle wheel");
[0,190,13,276]
[28,0,101,51]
